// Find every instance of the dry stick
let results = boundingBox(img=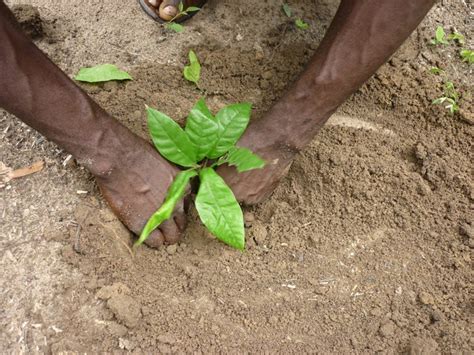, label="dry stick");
[98,222,135,258]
